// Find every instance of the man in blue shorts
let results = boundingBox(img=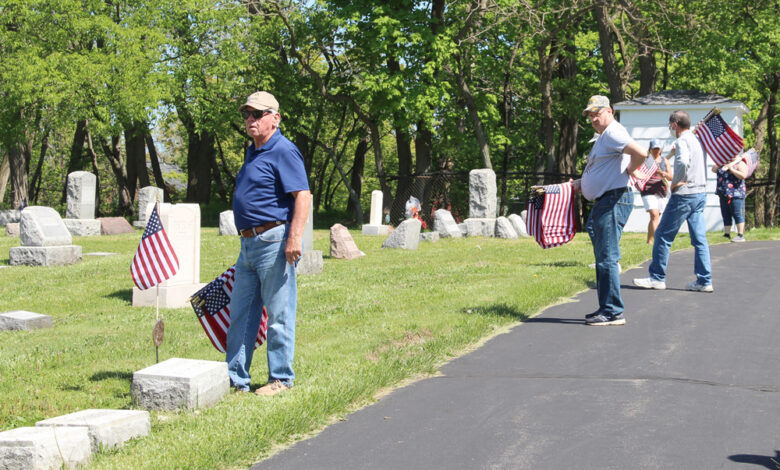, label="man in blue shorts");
[226,91,312,396]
